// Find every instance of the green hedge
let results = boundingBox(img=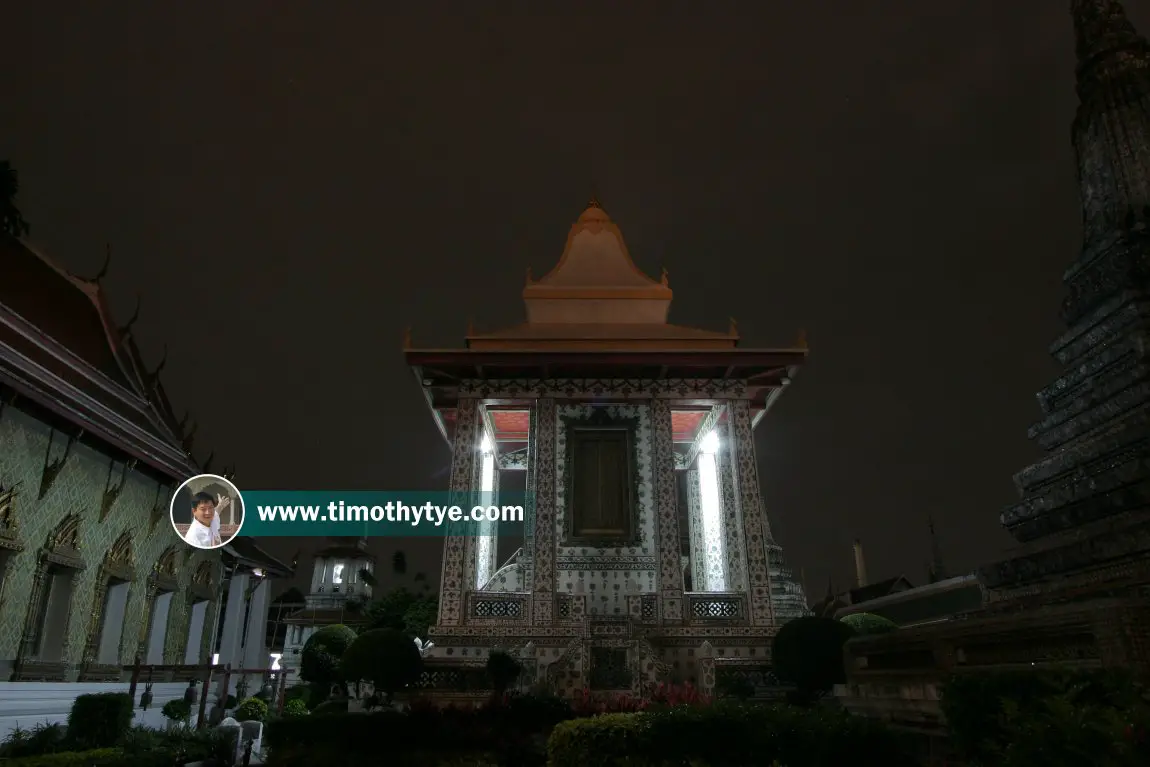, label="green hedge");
[66,693,133,750]
[2,748,122,766]
[547,703,913,767]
